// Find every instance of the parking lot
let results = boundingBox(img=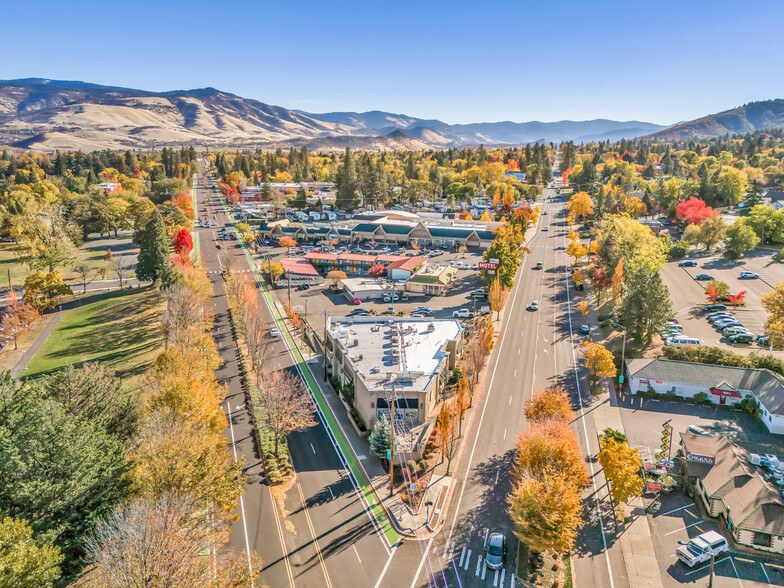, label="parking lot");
[618,395,784,587]
[661,249,784,355]
[263,242,493,325]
